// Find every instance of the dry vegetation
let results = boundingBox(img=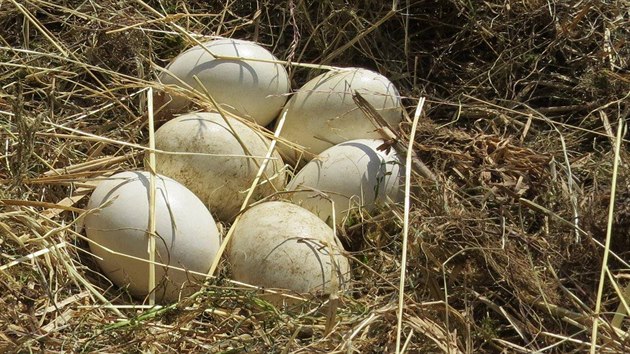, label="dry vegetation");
[1,0,629,352]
